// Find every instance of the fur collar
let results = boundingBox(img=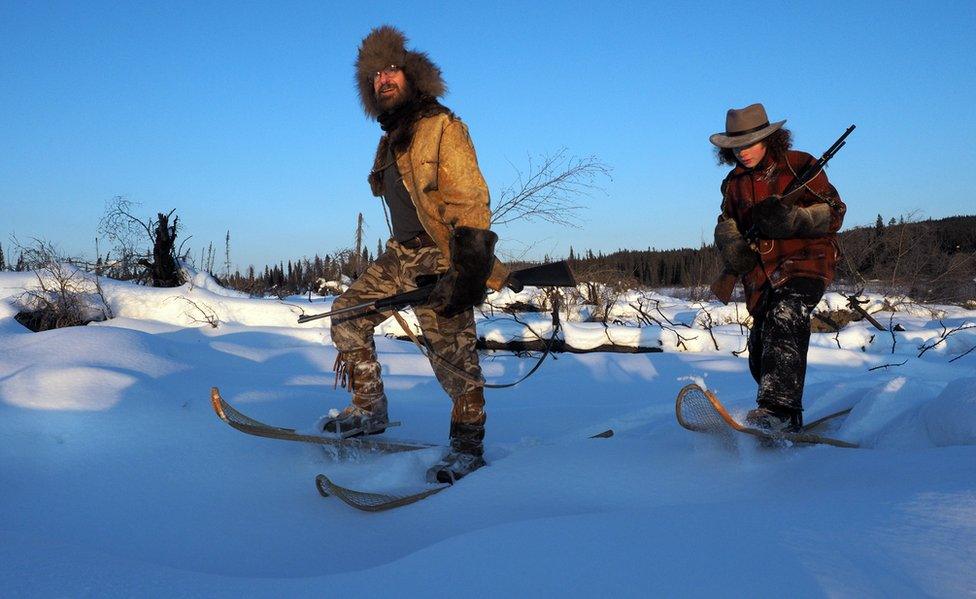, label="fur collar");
[368,97,453,196]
